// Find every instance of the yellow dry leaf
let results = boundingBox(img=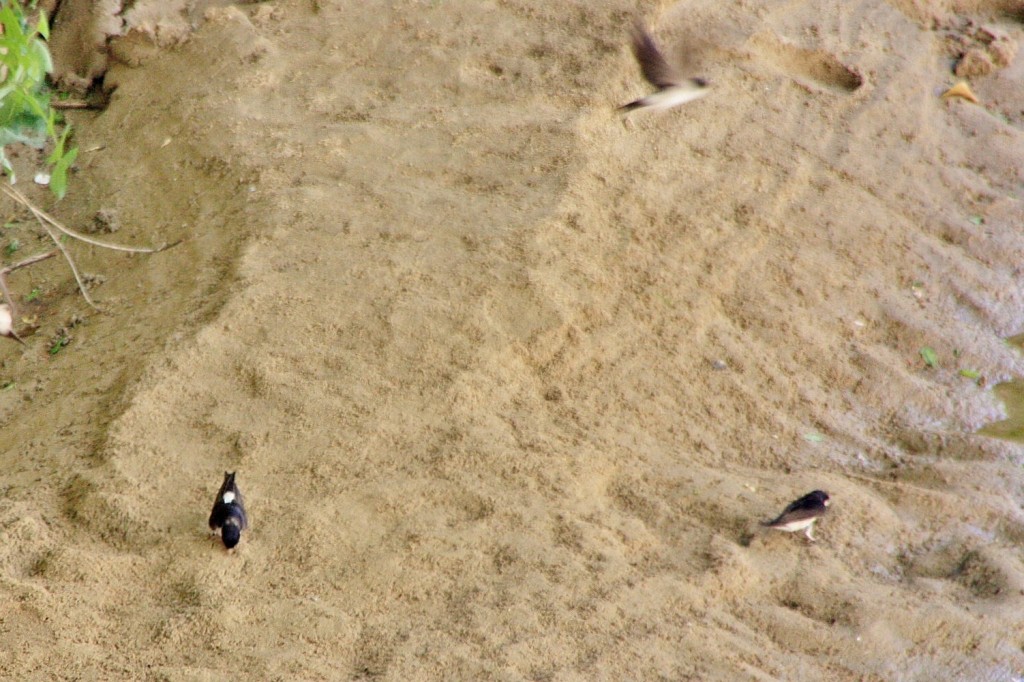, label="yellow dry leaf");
[941,81,980,104]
